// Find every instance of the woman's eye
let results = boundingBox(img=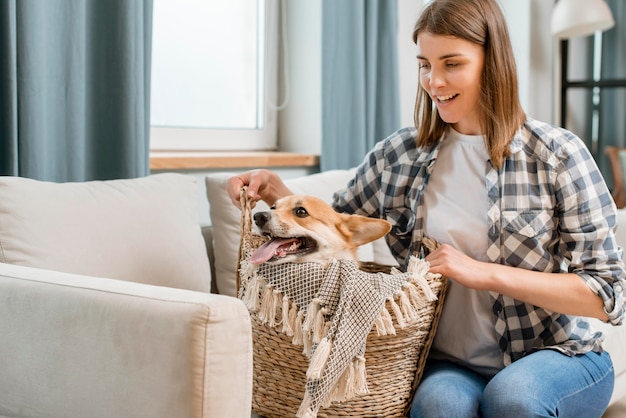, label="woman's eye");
[294,207,309,218]
[419,63,430,69]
